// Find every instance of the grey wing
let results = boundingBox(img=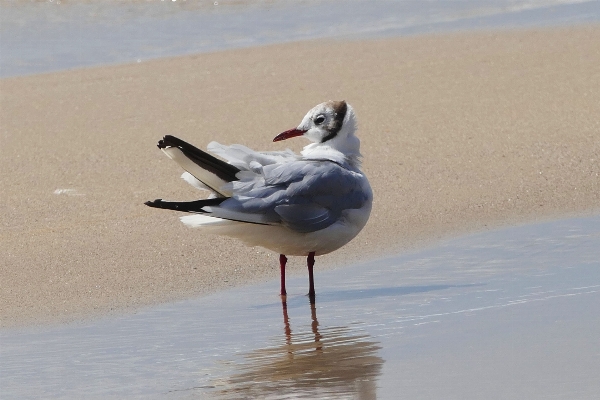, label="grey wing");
[213,160,371,233]
[273,204,335,233]
[207,142,298,172]
[273,162,371,232]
